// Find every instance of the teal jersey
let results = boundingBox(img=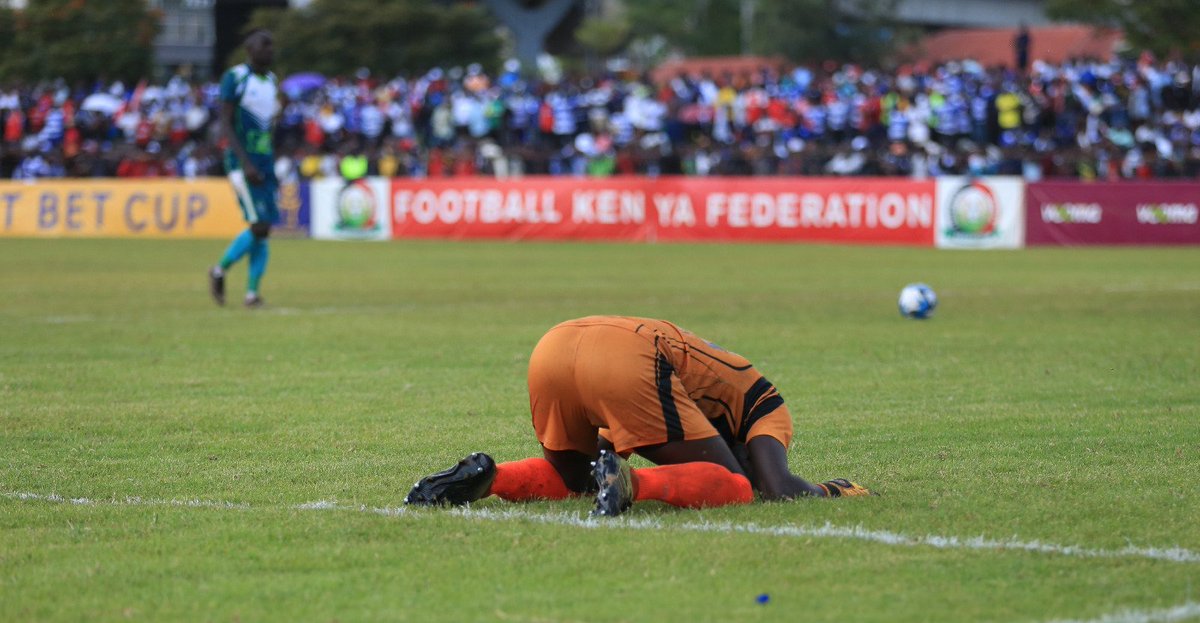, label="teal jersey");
[220,63,279,179]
